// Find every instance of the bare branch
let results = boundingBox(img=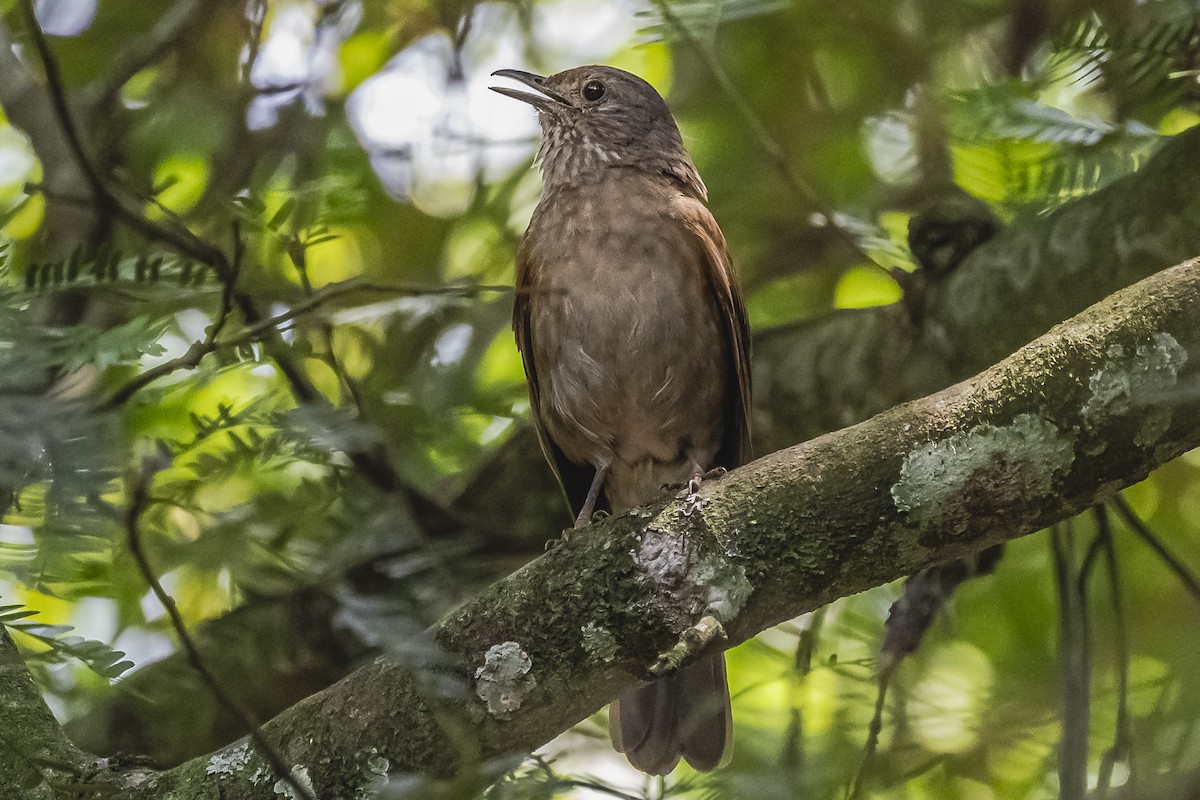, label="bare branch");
[1094,506,1134,800]
[99,226,242,409]
[17,0,107,205]
[214,278,511,351]
[1109,495,1200,605]
[83,0,208,116]
[1053,522,1090,800]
